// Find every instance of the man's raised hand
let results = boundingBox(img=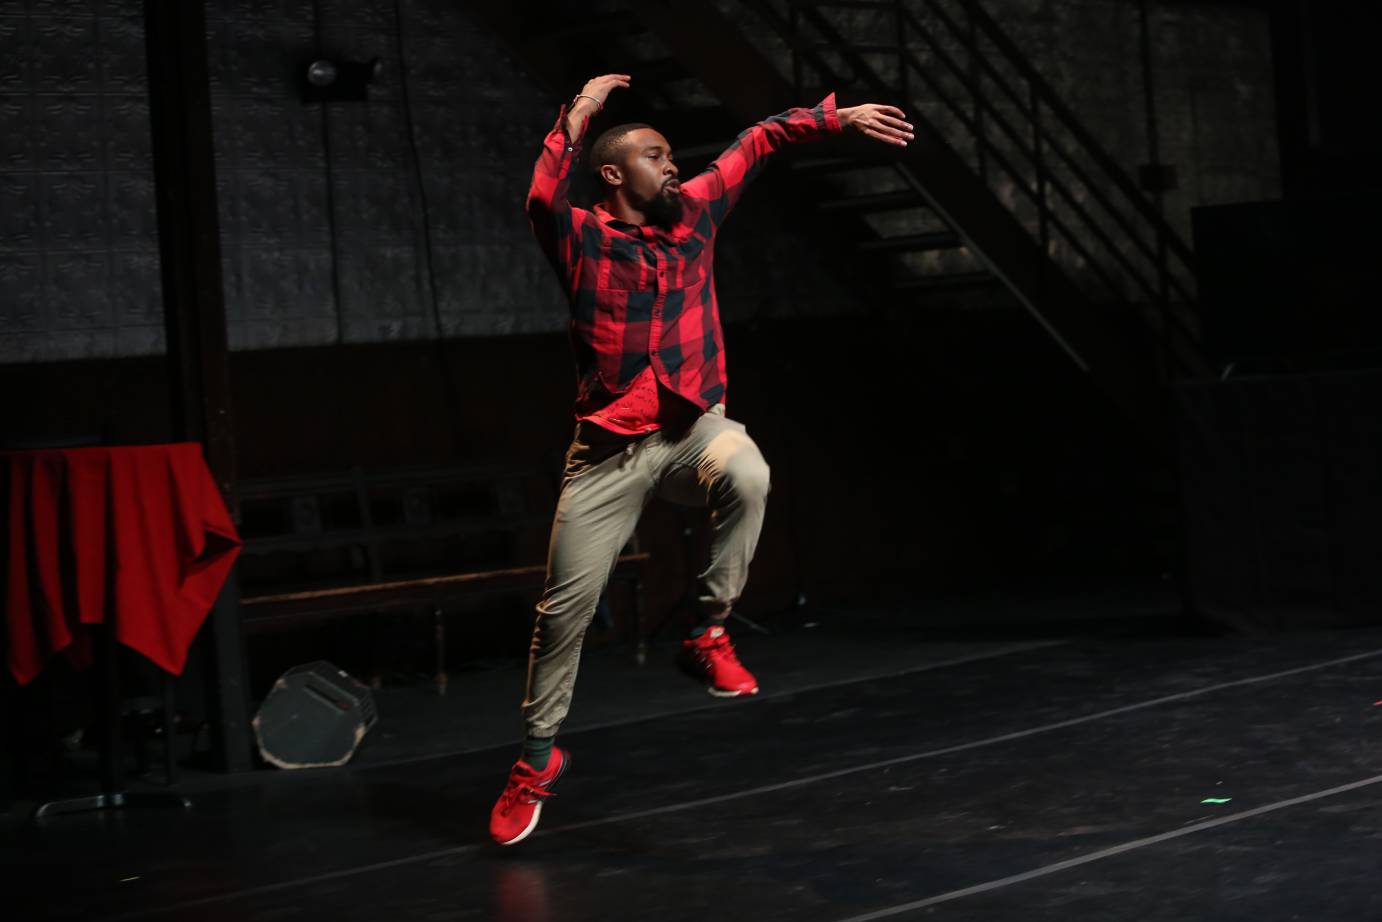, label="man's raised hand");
[565,74,630,142]
[575,74,632,112]
[838,104,914,147]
